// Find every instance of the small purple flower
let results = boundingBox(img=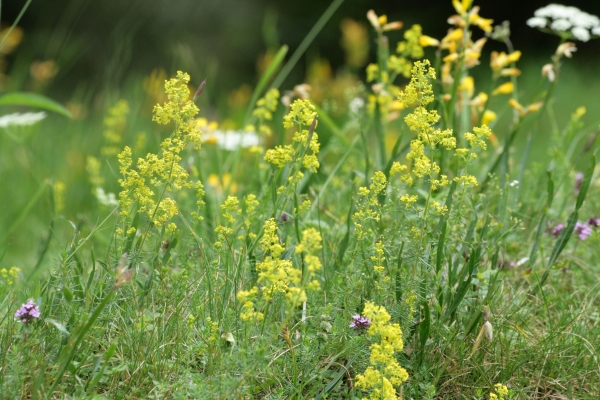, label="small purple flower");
[279,212,294,224]
[574,172,584,195]
[14,300,40,323]
[587,217,600,228]
[551,224,564,237]
[349,314,371,329]
[574,222,593,240]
